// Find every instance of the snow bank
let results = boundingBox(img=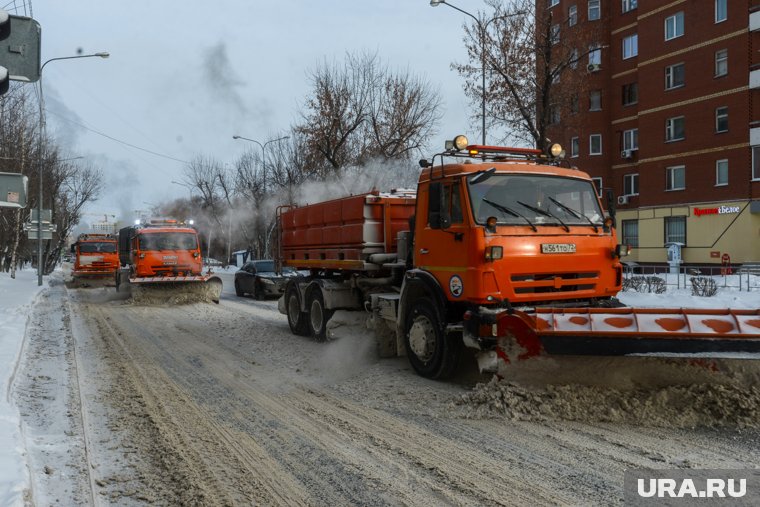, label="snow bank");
[0,270,44,507]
